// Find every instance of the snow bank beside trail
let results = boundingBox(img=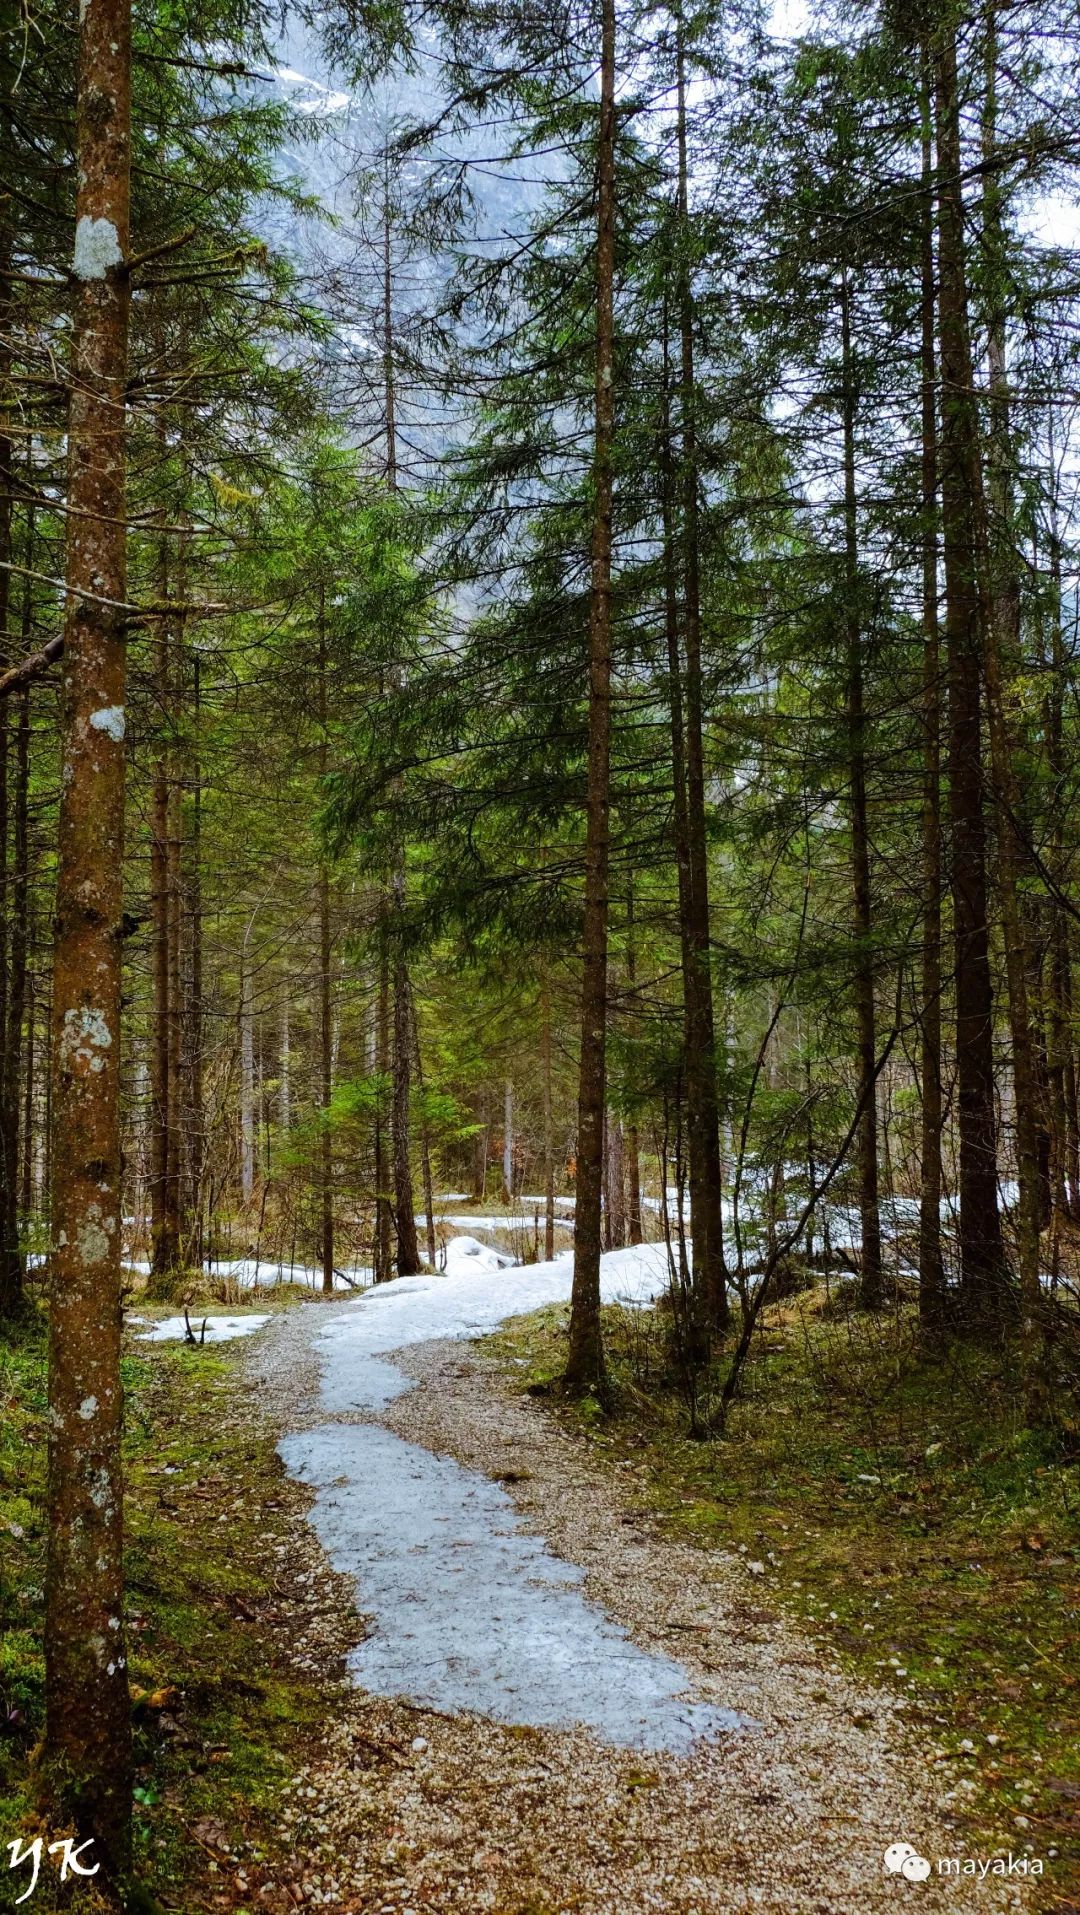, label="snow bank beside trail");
[282,1422,741,1752]
[314,1240,672,1416]
[123,1258,368,1292]
[132,1313,271,1344]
